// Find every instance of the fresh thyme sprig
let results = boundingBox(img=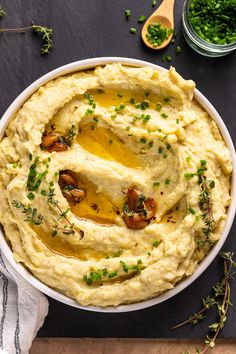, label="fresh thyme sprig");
[0,22,53,54]
[32,24,53,54]
[185,160,216,247]
[197,160,216,247]
[0,6,6,18]
[171,252,236,354]
[61,125,77,147]
[12,200,43,225]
